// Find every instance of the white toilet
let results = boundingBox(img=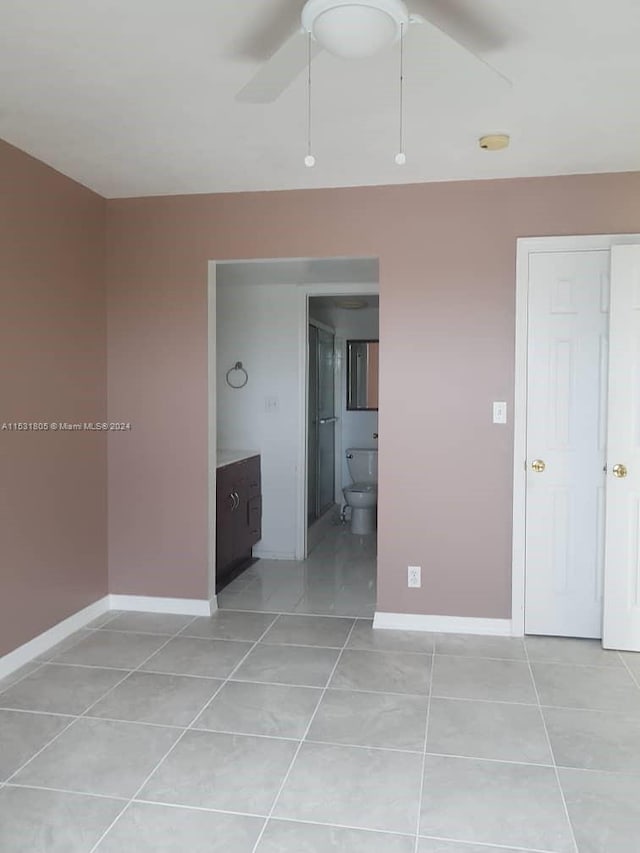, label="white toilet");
[343,449,378,535]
